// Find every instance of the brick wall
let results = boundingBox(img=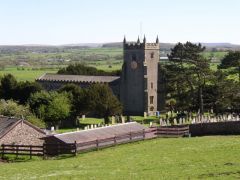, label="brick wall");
[189,121,240,136]
[0,121,45,145]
